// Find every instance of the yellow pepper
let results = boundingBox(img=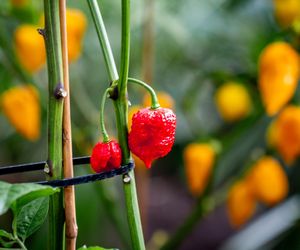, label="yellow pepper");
[1,85,40,141]
[259,42,300,116]
[183,143,215,197]
[227,180,256,228]
[143,91,175,110]
[273,0,300,28]
[215,82,252,122]
[66,8,87,62]
[14,25,46,73]
[270,105,300,164]
[246,156,288,206]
